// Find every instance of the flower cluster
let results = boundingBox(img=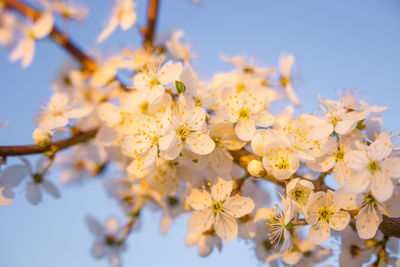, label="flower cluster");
[1,1,400,267]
